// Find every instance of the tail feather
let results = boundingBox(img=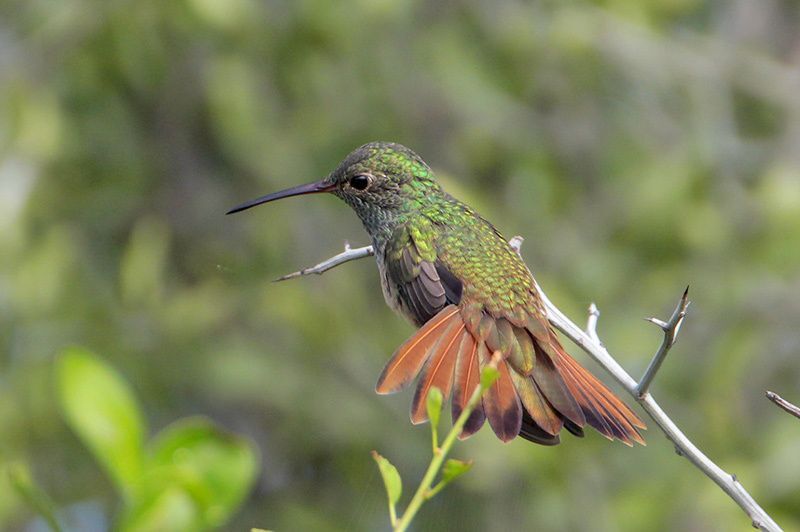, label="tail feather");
[578,377,640,443]
[478,343,522,442]
[531,345,586,427]
[563,418,585,438]
[410,321,464,424]
[451,330,486,438]
[555,357,616,439]
[509,371,563,436]
[518,411,561,445]
[376,305,460,394]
